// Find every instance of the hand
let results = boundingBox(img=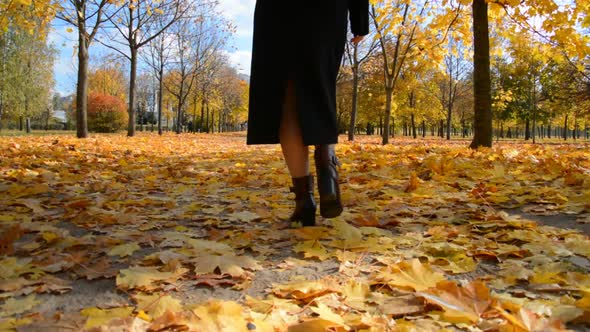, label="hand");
[351,35,364,45]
